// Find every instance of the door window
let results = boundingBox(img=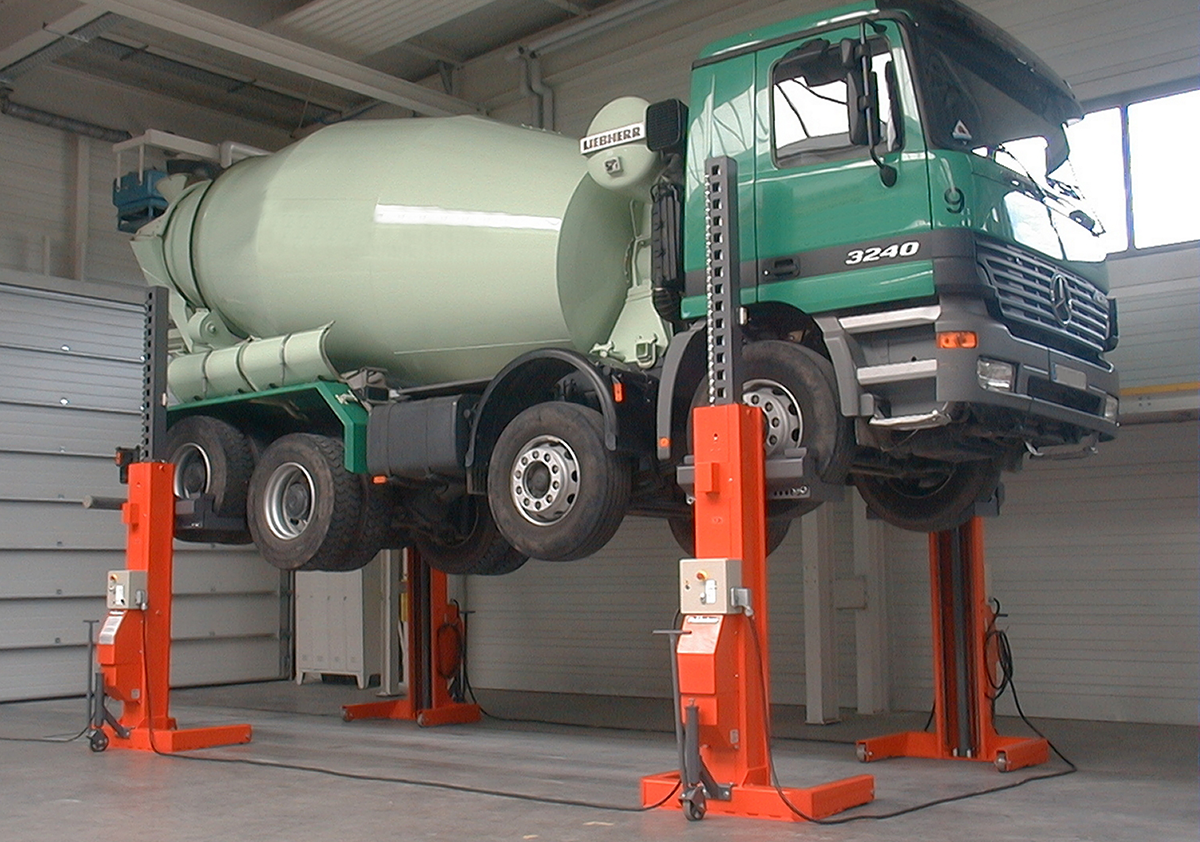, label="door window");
[772,35,899,166]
